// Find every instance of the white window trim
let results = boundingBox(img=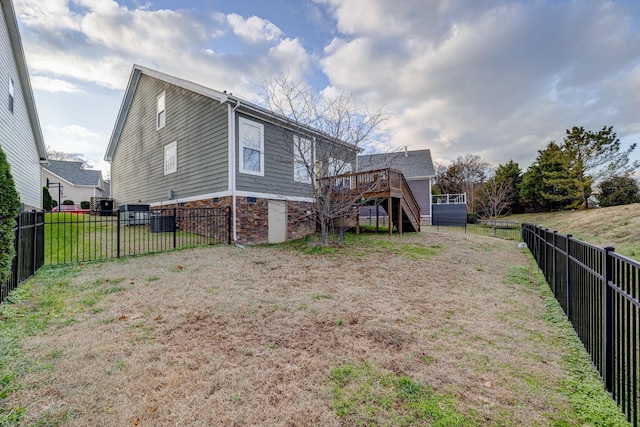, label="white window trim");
[293,135,313,184]
[164,141,177,175]
[157,91,166,130]
[8,78,14,113]
[238,117,264,176]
